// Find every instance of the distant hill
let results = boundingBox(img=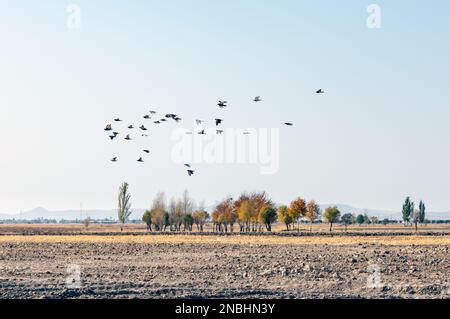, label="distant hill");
[0,205,448,221]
